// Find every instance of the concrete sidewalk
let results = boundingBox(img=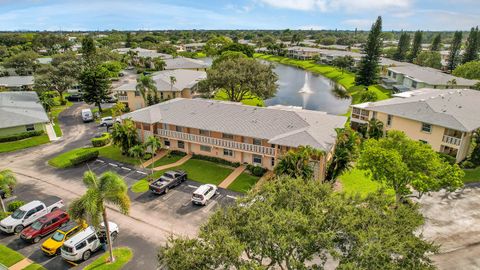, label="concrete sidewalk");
[9,258,32,270]
[218,165,246,188]
[142,149,168,168]
[154,154,192,171]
